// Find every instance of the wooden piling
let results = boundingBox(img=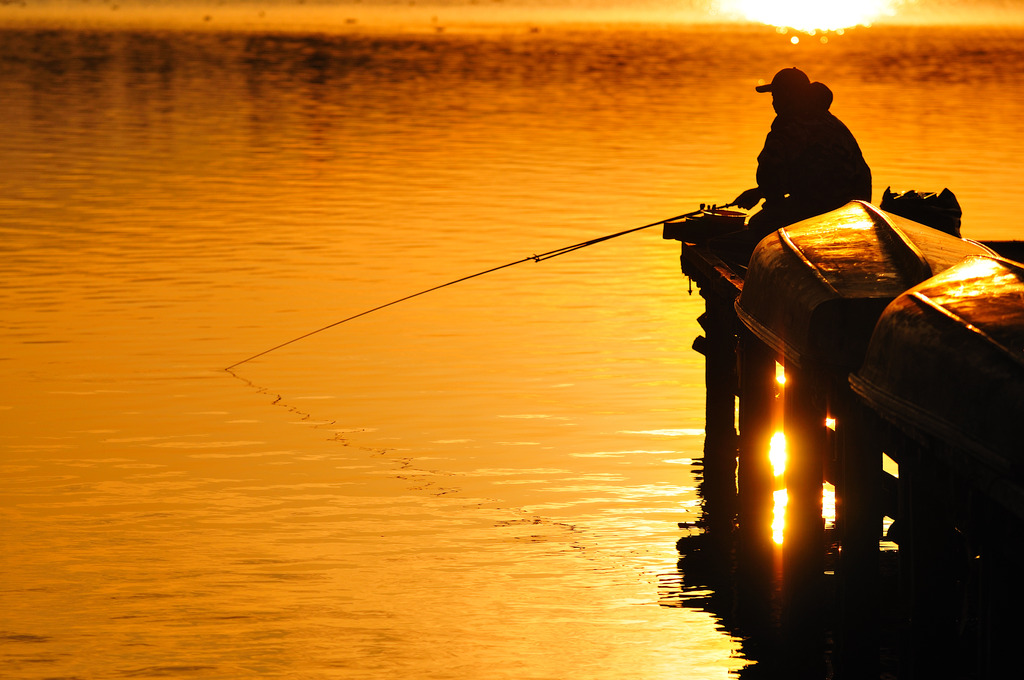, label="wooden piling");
[735,328,777,630]
[697,292,739,541]
[676,244,744,546]
[897,439,961,679]
[832,392,881,679]
[779,366,827,678]
[977,507,1024,678]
